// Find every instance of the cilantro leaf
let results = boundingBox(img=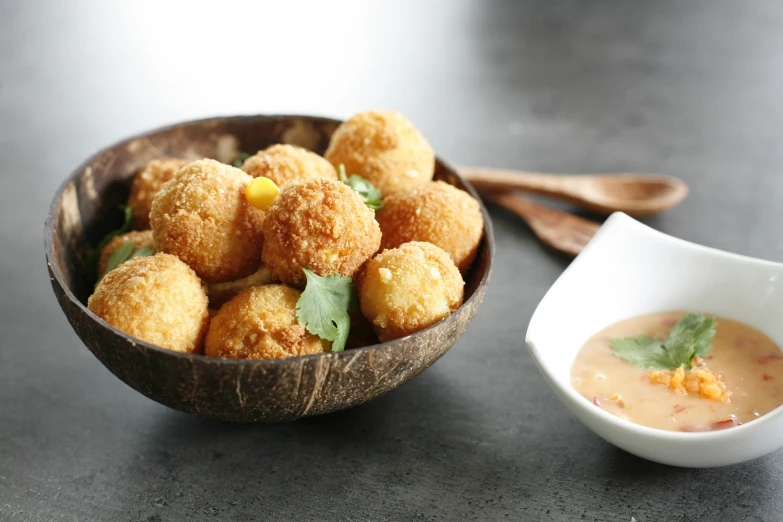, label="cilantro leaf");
[333,313,351,355]
[81,205,133,284]
[131,246,155,259]
[98,243,155,283]
[295,268,355,352]
[103,241,135,277]
[610,334,671,371]
[665,313,717,362]
[610,313,717,371]
[339,164,383,210]
[233,152,251,168]
[96,205,133,253]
